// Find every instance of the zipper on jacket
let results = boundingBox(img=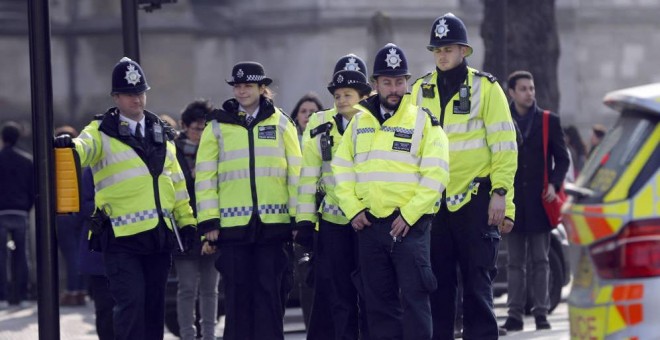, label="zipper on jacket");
[153,174,165,225]
[247,128,259,219]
